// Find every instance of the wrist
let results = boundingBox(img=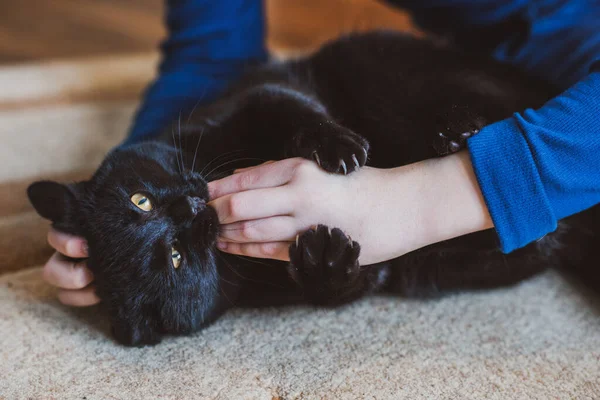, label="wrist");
[417,151,493,247]
[347,165,431,264]
[337,151,493,265]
